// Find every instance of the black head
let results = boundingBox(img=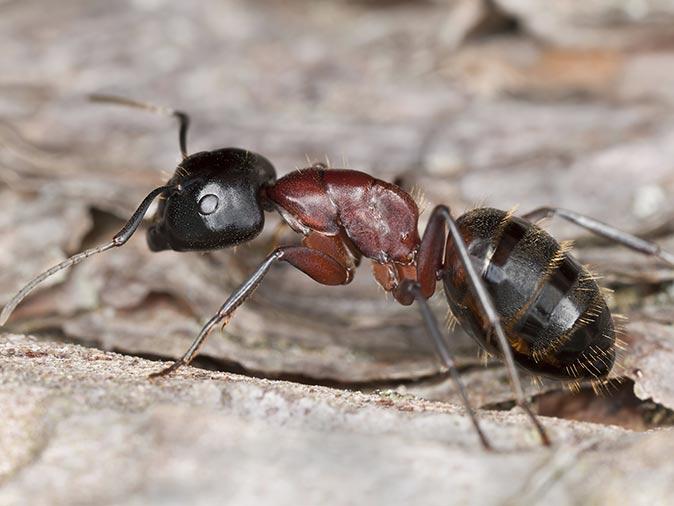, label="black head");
[148,148,276,252]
